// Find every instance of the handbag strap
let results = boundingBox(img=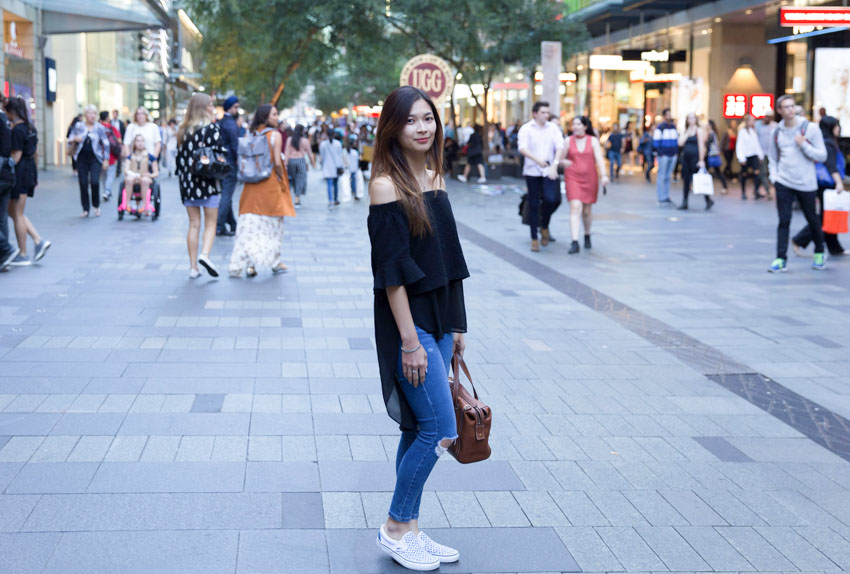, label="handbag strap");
[450,351,479,403]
